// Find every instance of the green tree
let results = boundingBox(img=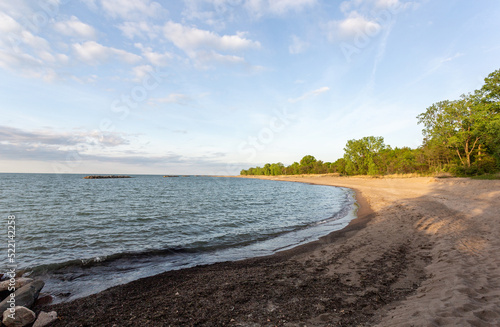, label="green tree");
[417,95,490,168]
[299,155,317,174]
[479,69,500,103]
[477,69,500,168]
[331,158,346,174]
[343,136,385,175]
[270,162,285,175]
